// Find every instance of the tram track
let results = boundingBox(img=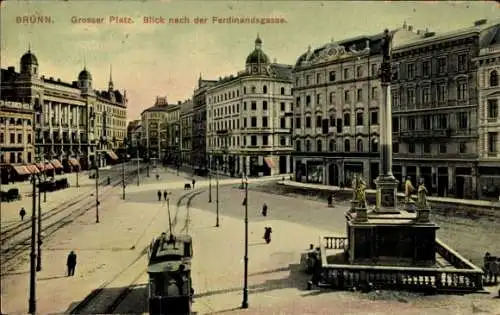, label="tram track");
[70,188,202,314]
[0,167,144,275]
